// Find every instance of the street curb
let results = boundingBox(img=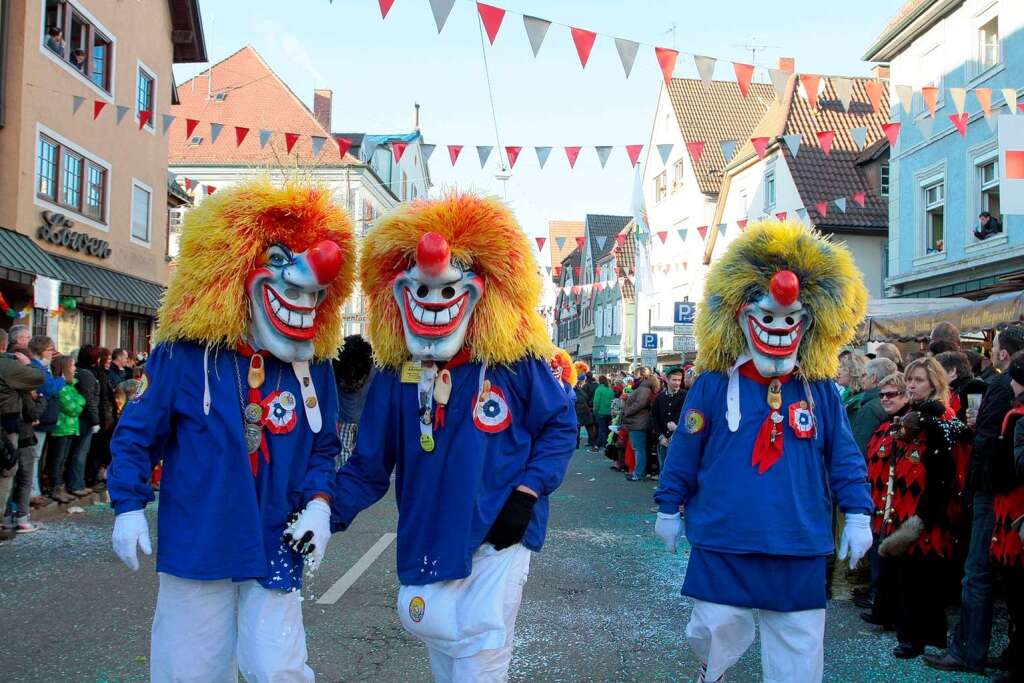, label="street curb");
[30,488,111,523]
